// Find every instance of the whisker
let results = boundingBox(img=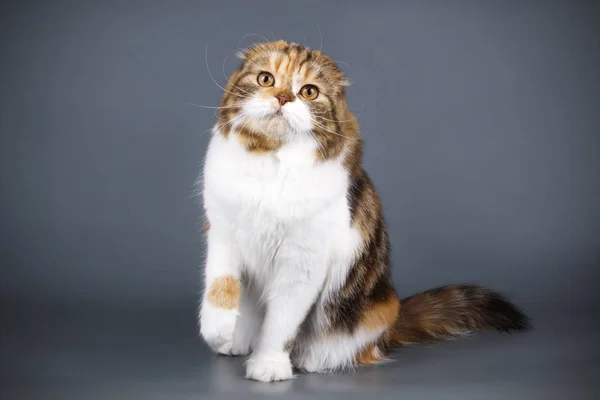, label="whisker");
[310,118,359,140]
[221,56,254,97]
[180,101,246,110]
[311,102,337,116]
[316,115,352,123]
[201,111,248,137]
[254,110,269,146]
[311,59,351,71]
[205,45,252,100]
[223,111,249,130]
[308,130,327,160]
[311,119,344,136]
[331,60,352,69]
[316,104,365,122]
[237,33,272,49]
[236,111,255,147]
[317,25,323,52]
